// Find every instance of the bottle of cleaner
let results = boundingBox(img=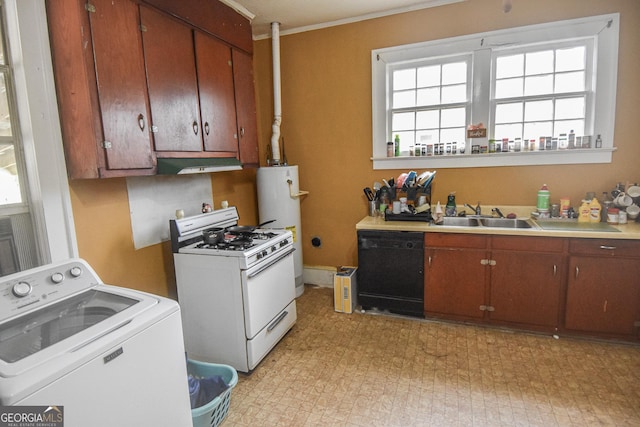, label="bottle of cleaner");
[578,200,591,222]
[394,134,400,157]
[589,197,601,222]
[445,193,457,217]
[537,184,550,212]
